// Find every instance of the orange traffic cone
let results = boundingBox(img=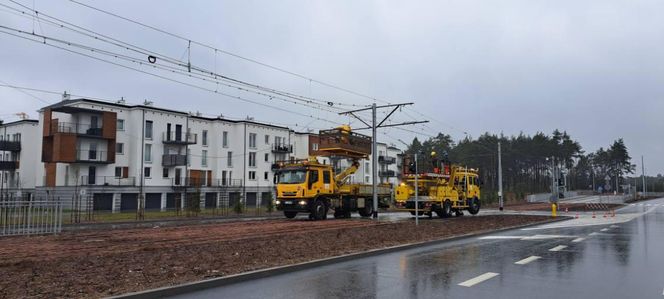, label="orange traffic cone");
[565,207,569,213]
[575,213,579,219]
